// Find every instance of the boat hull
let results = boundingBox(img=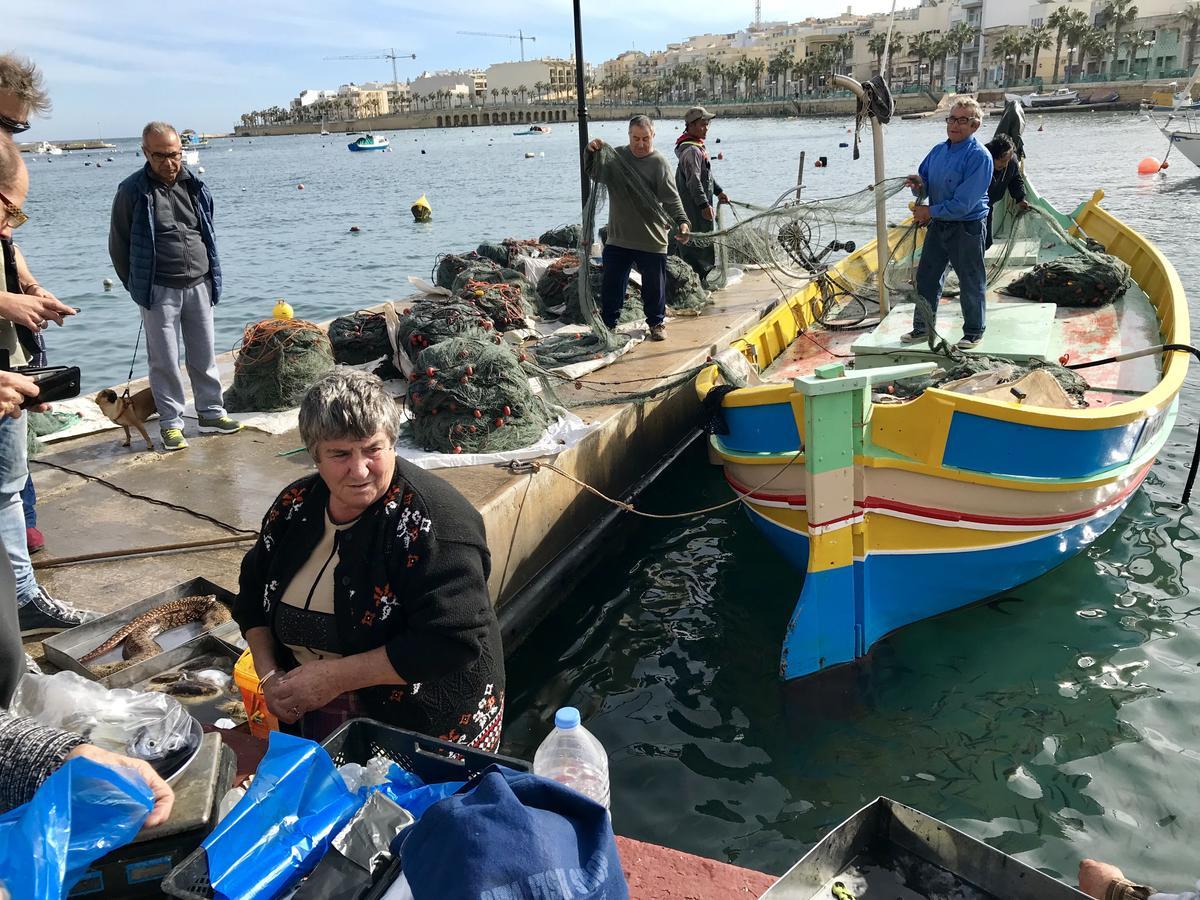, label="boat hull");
[348,143,389,151]
[700,187,1189,682]
[1164,128,1200,167]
